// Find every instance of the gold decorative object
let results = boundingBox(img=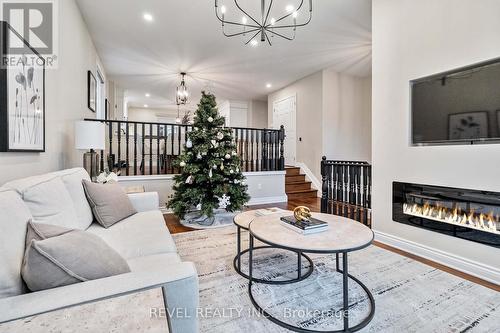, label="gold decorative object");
[294,206,312,222]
